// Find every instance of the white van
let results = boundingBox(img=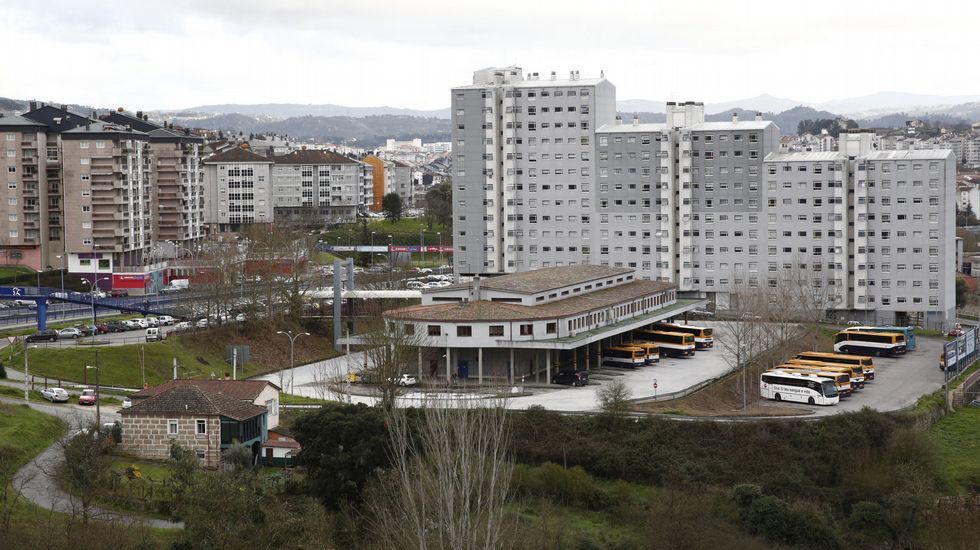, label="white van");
[145,327,164,342]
